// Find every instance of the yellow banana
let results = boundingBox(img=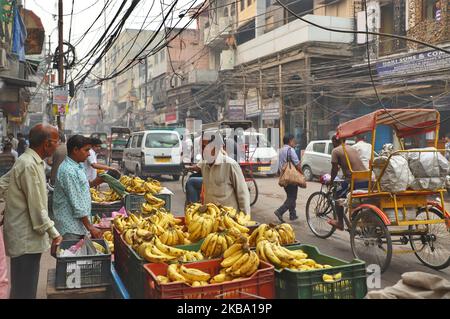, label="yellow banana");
[179,265,211,282]
[143,246,176,263]
[154,237,185,257]
[210,273,231,284]
[220,249,244,268]
[223,243,243,259]
[263,241,283,267]
[235,251,258,277]
[167,264,186,282]
[227,252,250,274]
[205,234,218,258]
